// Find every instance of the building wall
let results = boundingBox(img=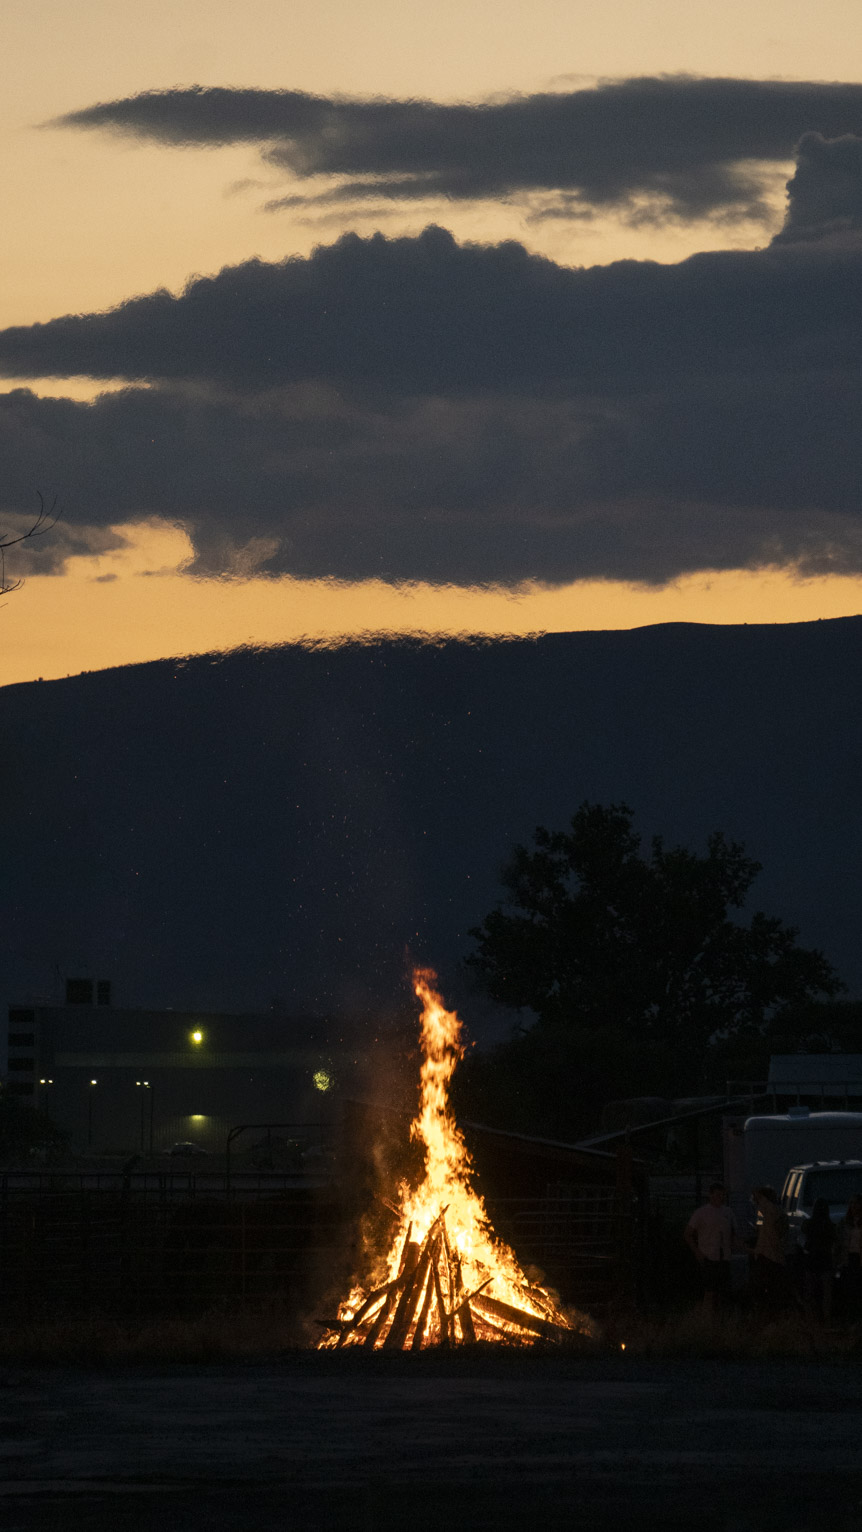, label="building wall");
[4,1004,361,1153]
